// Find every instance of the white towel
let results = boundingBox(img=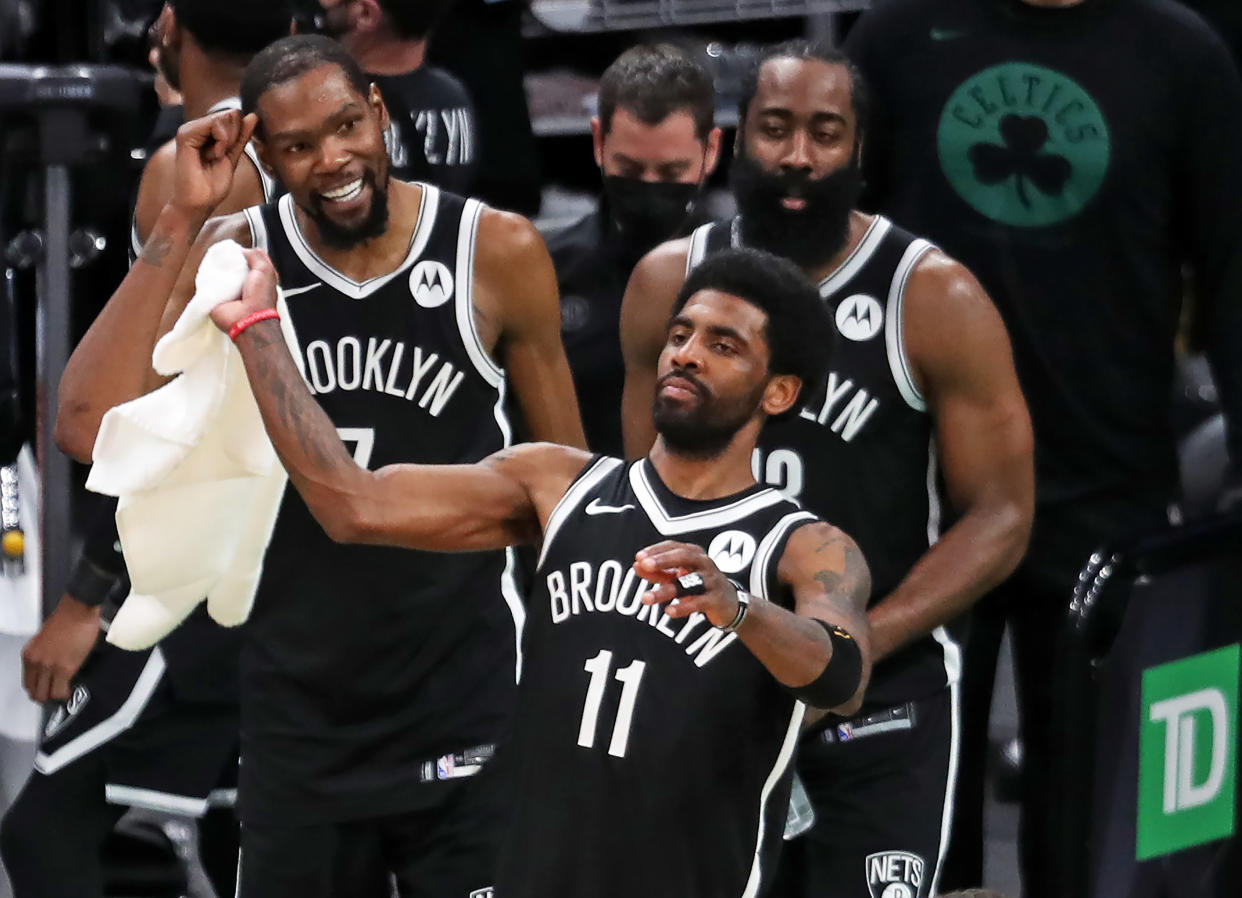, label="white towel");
[86,240,290,650]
